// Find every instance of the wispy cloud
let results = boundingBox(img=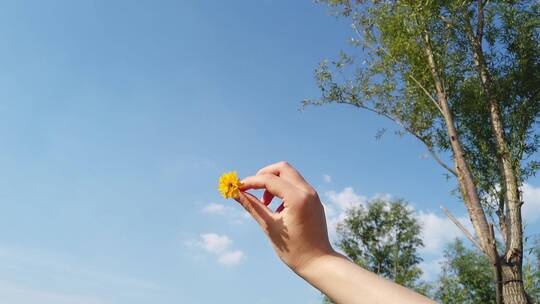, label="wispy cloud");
[0,281,107,304]
[323,174,332,183]
[198,233,245,267]
[201,203,228,214]
[415,211,467,255]
[0,244,163,304]
[200,233,232,254]
[218,250,245,266]
[201,203,250,224]
[325,187,367,212]
[323,187,368,240]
